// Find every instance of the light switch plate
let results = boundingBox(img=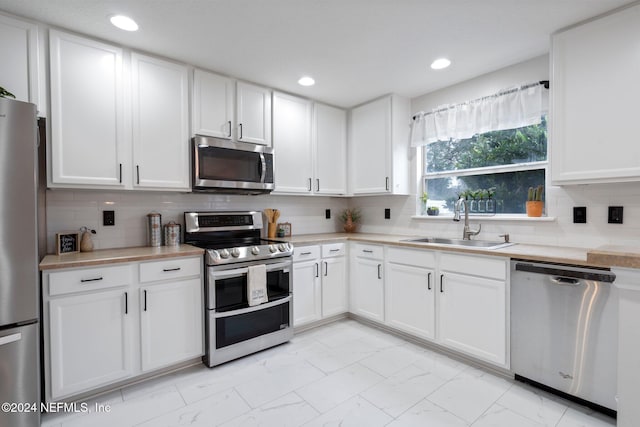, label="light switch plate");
[608,206,623,224]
